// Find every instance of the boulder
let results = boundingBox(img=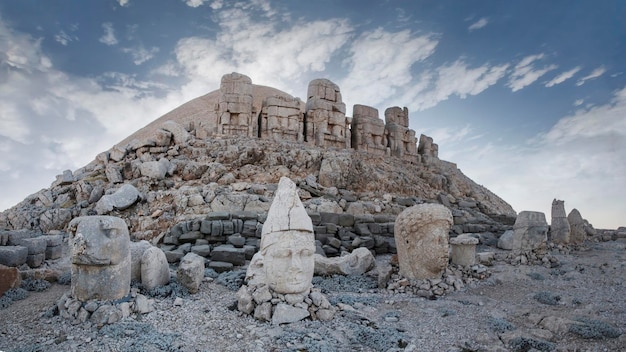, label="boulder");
[139,160,169,180]
[314,247,375,276]
[567,209,586,244]
[95,184,141,215]
[271,303,309,325]
[176,252,205,294]
[161,120,191,145]
[141,247,170,290]
[0,264,21,296]
[394,204,452,280]
[130,240,153,281]
[497,230,515,250]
